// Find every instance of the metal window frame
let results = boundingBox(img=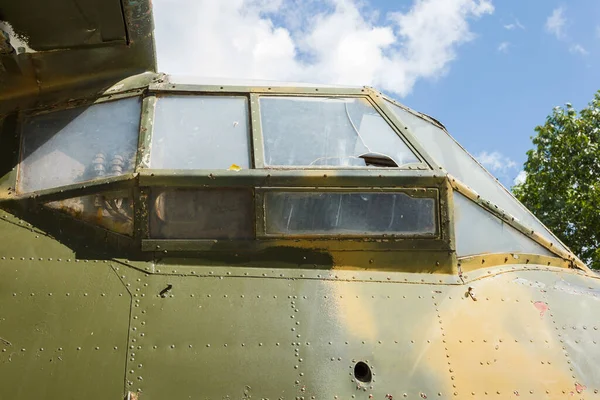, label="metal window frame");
[11,91,144,201]
[142,92,255,170]
[0,74,586,273]
[251,91,430,170]
[256,186,440,239]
